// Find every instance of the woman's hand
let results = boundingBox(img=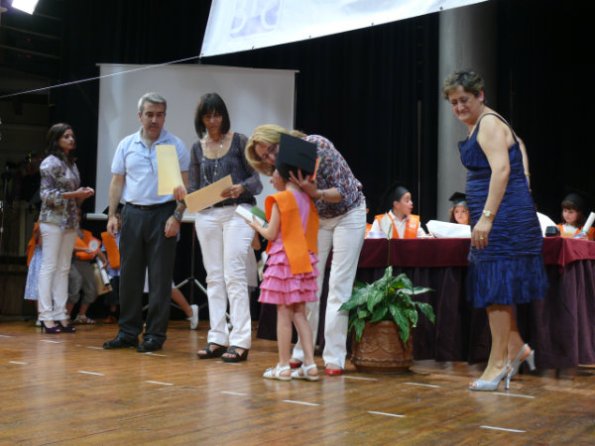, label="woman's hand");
[289,170,317,198]
[222,184,245,199]
[471,216,493,249]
